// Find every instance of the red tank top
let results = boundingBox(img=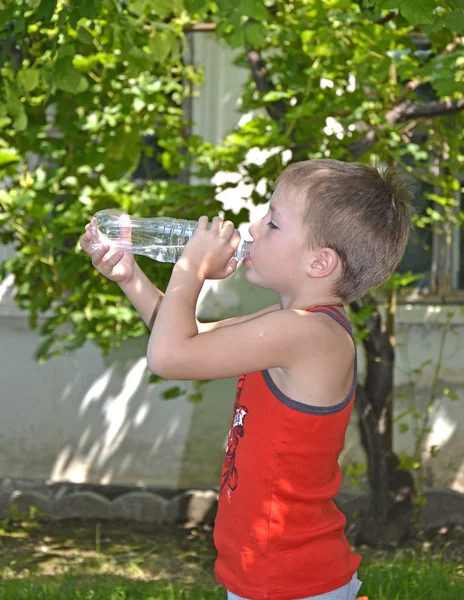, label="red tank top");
[213,306,361,600]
